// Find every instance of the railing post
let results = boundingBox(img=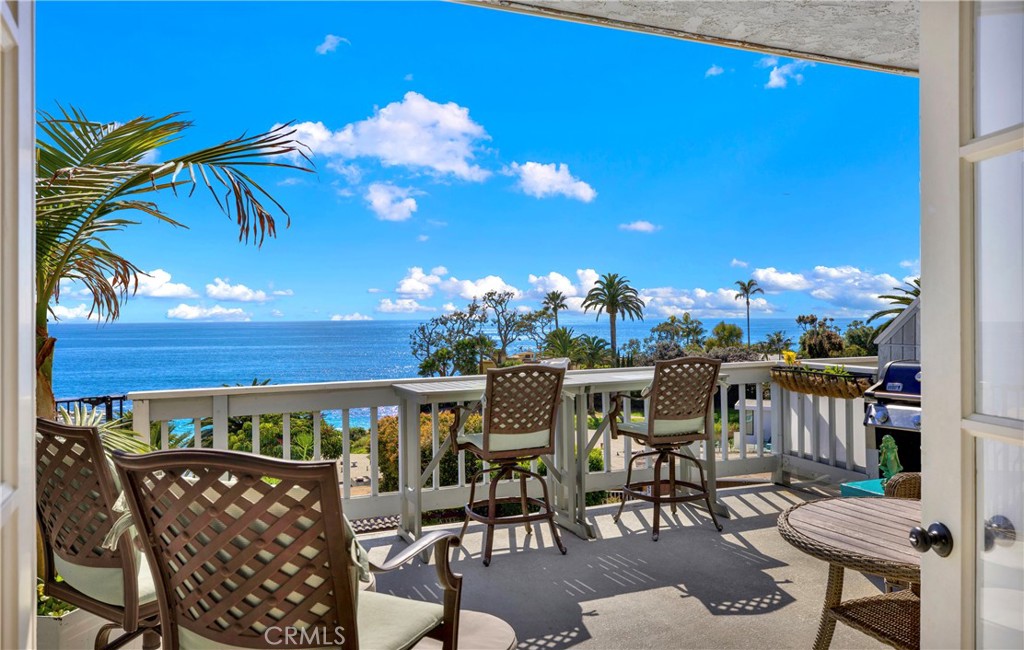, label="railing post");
[212,395,228,450]
[132,398,150,443]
